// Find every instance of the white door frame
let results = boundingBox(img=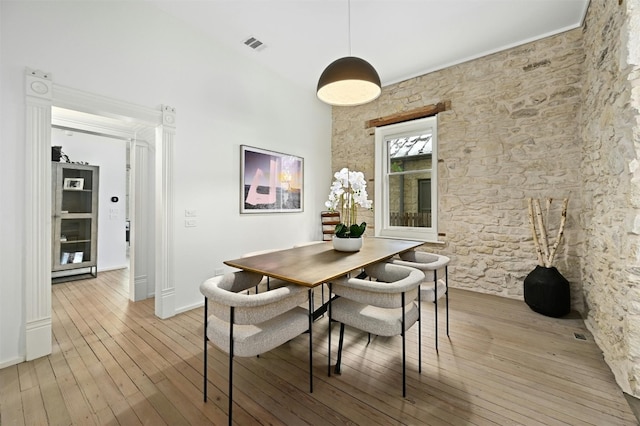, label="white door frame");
[24,68,176,360]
